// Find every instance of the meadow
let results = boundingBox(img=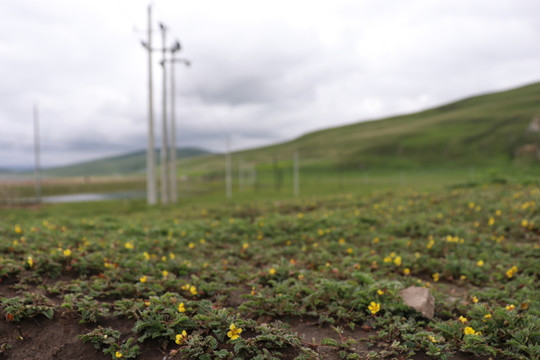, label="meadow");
[1,82,539,359]
[1,171,539,360]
